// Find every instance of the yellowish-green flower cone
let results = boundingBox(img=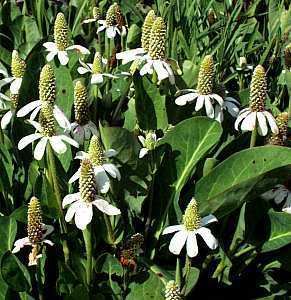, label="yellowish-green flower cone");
[92,52,102,74]
[88,135,104,166]
[105,3,118,26]
[141,10,156,52]
[10,93,19,110]
[249,65,267,112]
[79,158,96,203]
[197,55,215,95]
[93,6,101,20]
[74,81,89,125]
[39,101,56,137]
[39,64,56,105]
[27,197,43,244]
[11,50,26,78]
[284,43,291,70]
[54,12,69,51]
[268,112,288,146]
[149,17,166,60]
[144,132,156,150]
[182,198,201,231]
[165,281,182,300]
